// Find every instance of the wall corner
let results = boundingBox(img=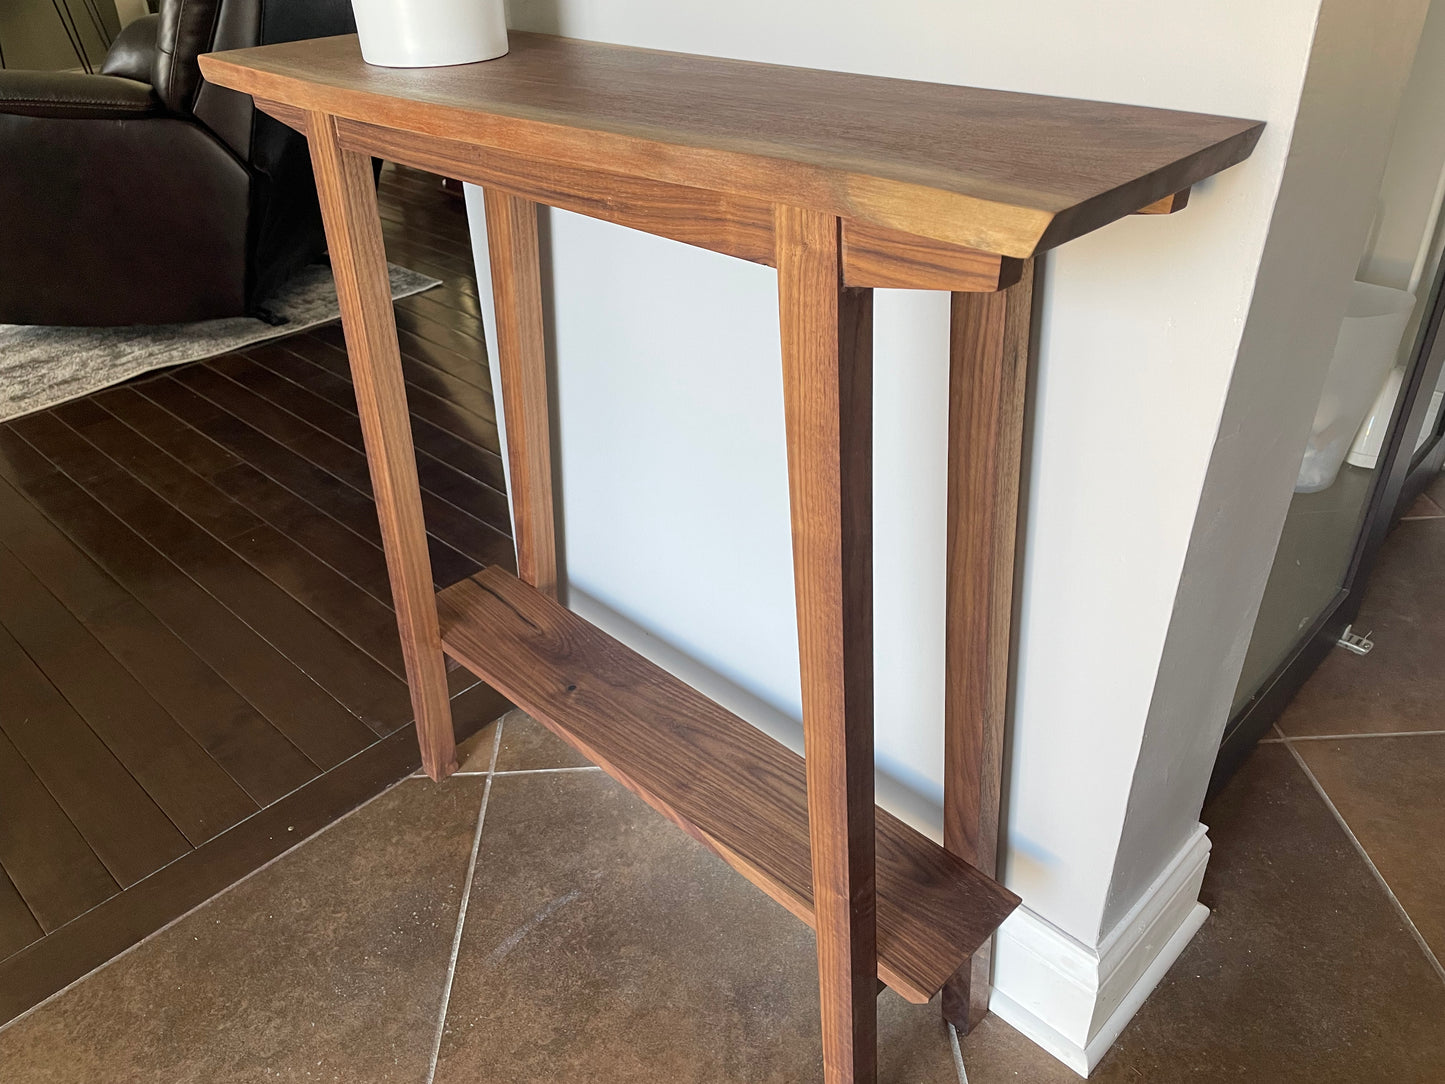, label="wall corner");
[985,826,1212,1076]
